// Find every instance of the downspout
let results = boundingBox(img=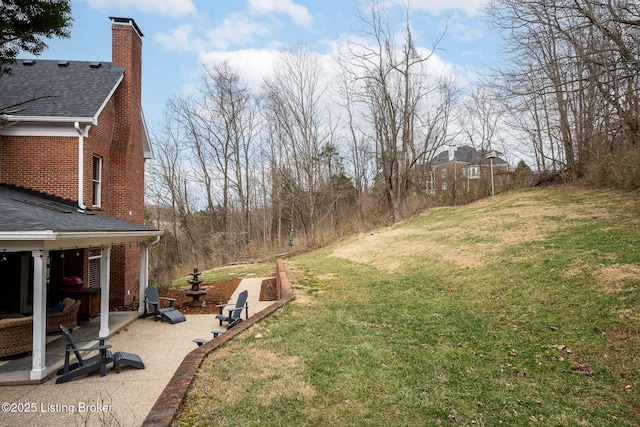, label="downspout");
[74,122,87,211]
[148,235,161,247]
[138,234,161,313]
